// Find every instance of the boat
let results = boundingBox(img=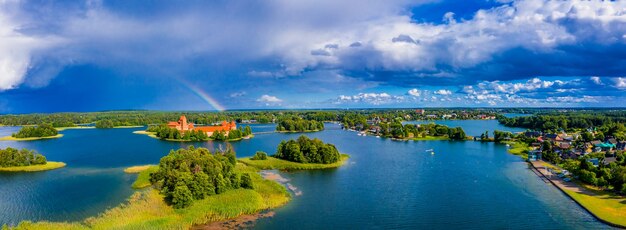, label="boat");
[425,149,434,152]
